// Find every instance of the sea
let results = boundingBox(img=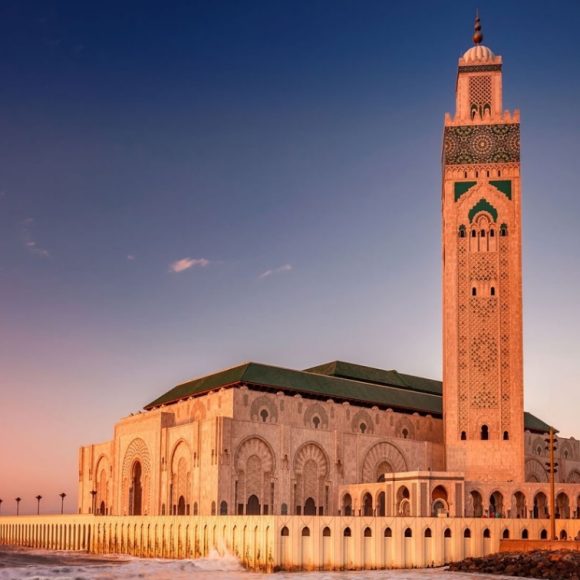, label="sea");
[0,547,526,580]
